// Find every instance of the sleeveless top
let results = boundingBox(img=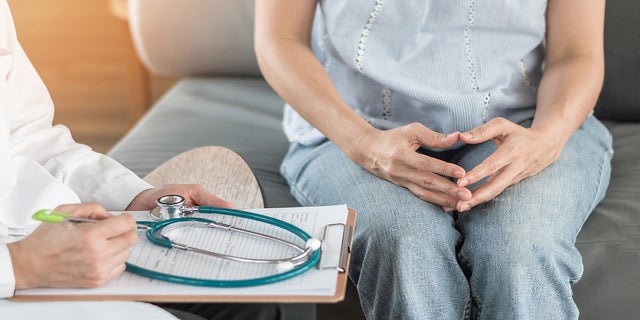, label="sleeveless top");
[283,0,548,147]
